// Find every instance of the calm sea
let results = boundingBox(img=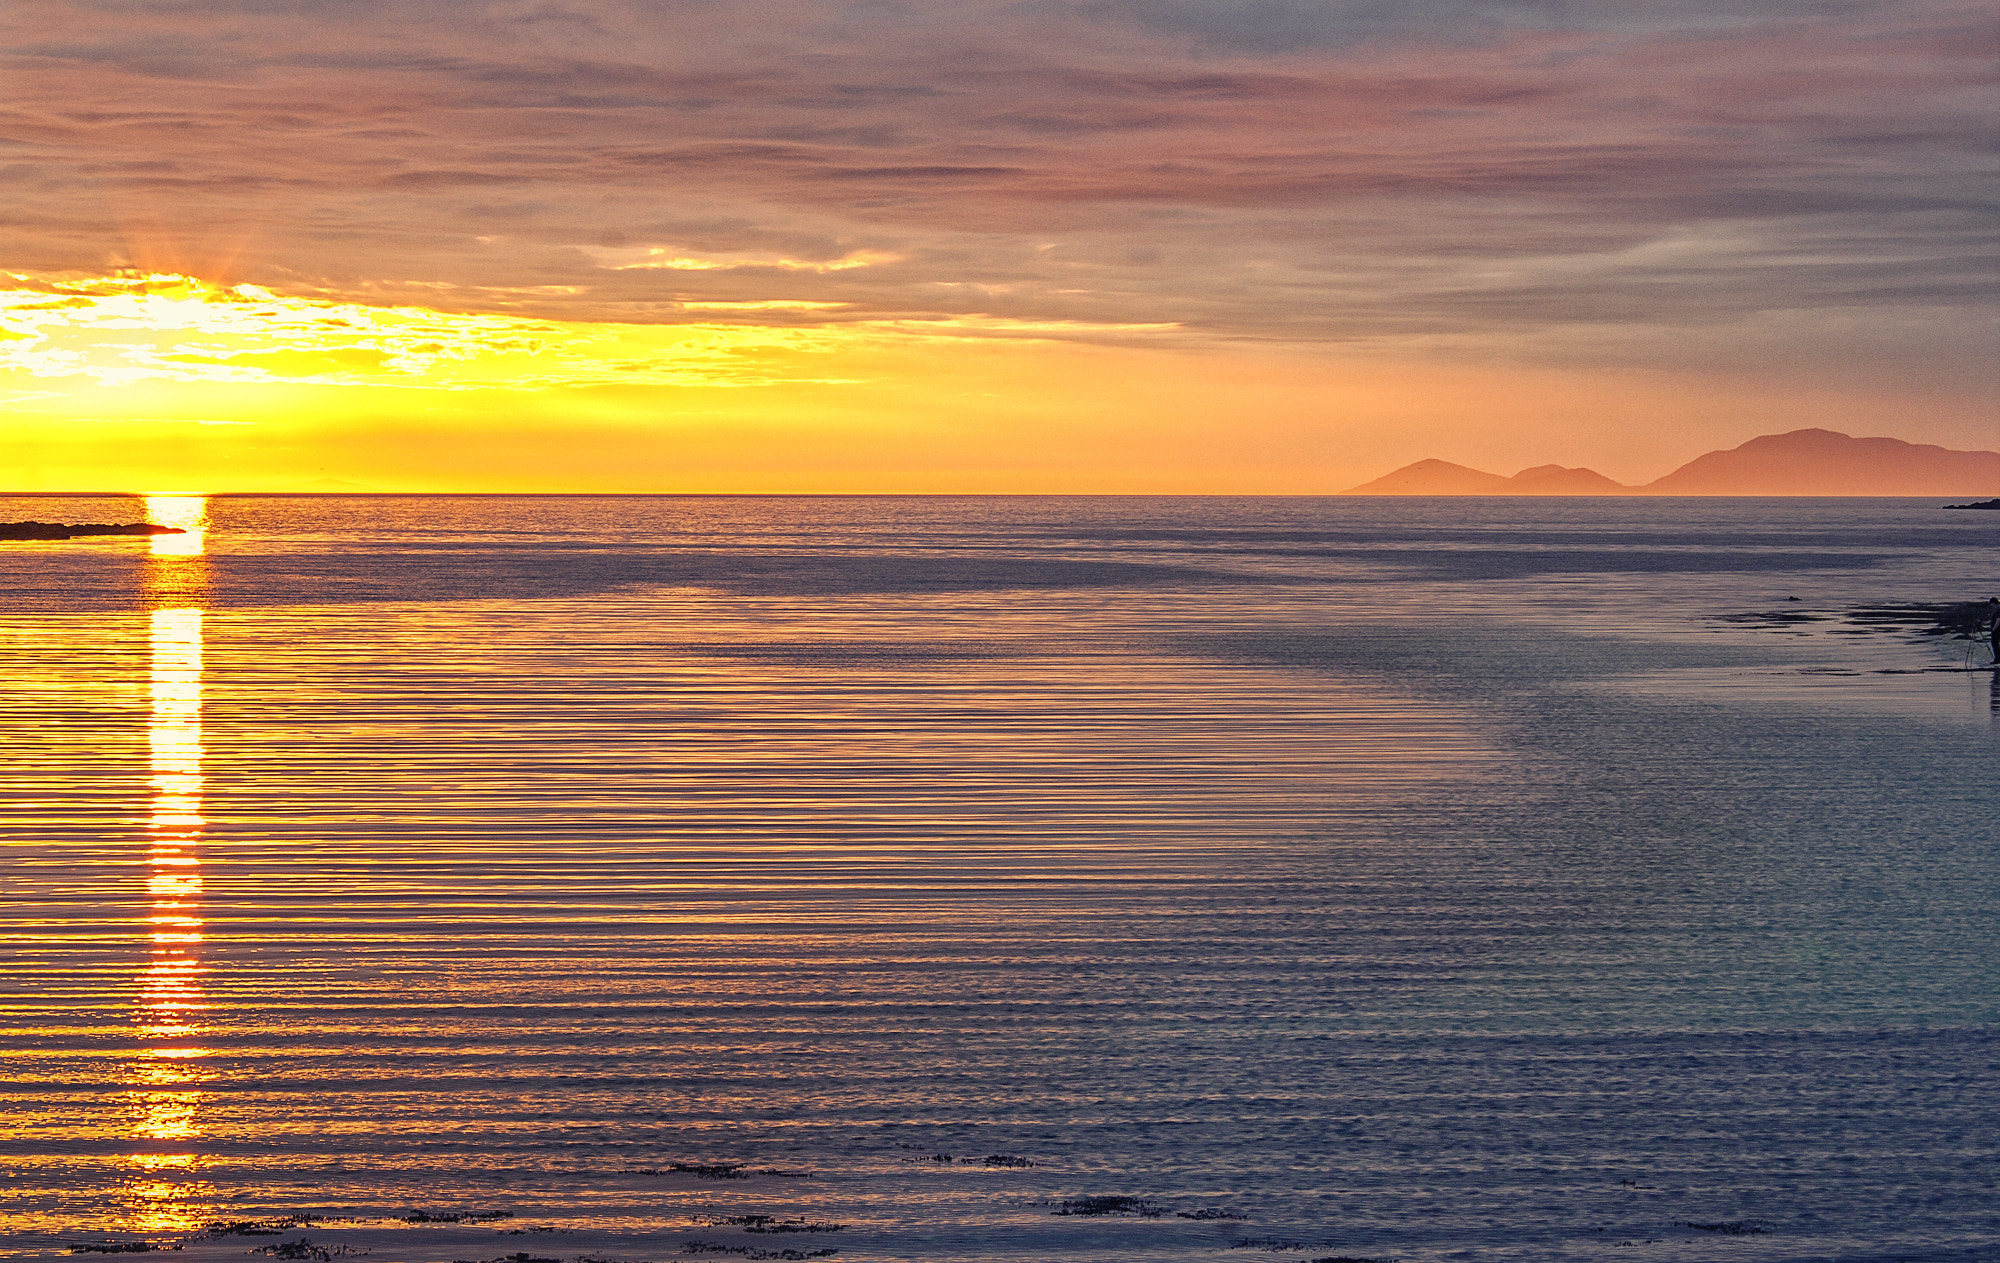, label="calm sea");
[2,495,1995,1263]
